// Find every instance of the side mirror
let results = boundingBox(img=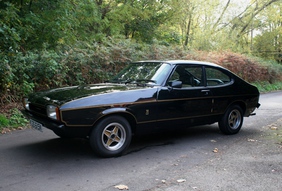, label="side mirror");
[168,80,182,88]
